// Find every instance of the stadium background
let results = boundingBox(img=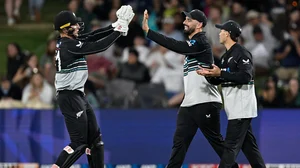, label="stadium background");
[0,0,300,167]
